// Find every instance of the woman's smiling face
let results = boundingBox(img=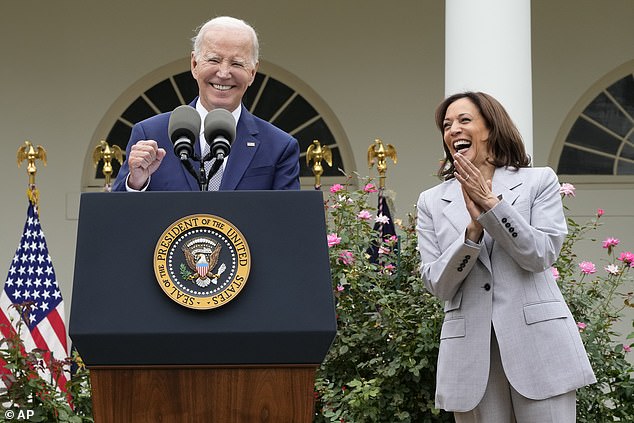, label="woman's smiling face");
[442,97,491,168]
